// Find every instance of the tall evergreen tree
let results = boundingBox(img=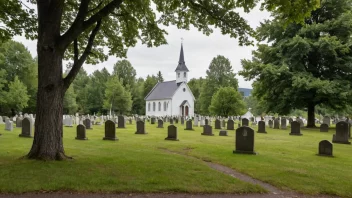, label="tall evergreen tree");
[156,71,164,82]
